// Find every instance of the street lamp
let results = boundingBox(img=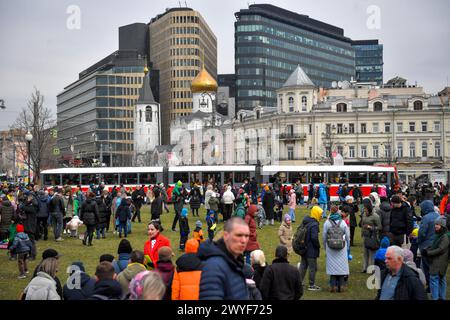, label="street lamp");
[25,131,33,184]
